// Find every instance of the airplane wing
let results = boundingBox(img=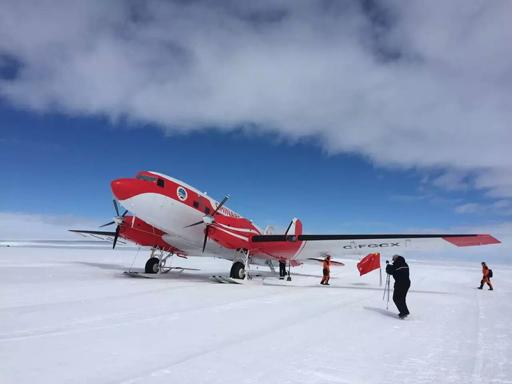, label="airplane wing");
[68,229,128,245]
[0,238,128,248]
[252,233,500,260]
